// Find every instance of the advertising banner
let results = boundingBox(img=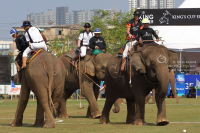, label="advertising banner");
[175,72,185,96]
[138,8,200,25]
[184,75,200,96]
